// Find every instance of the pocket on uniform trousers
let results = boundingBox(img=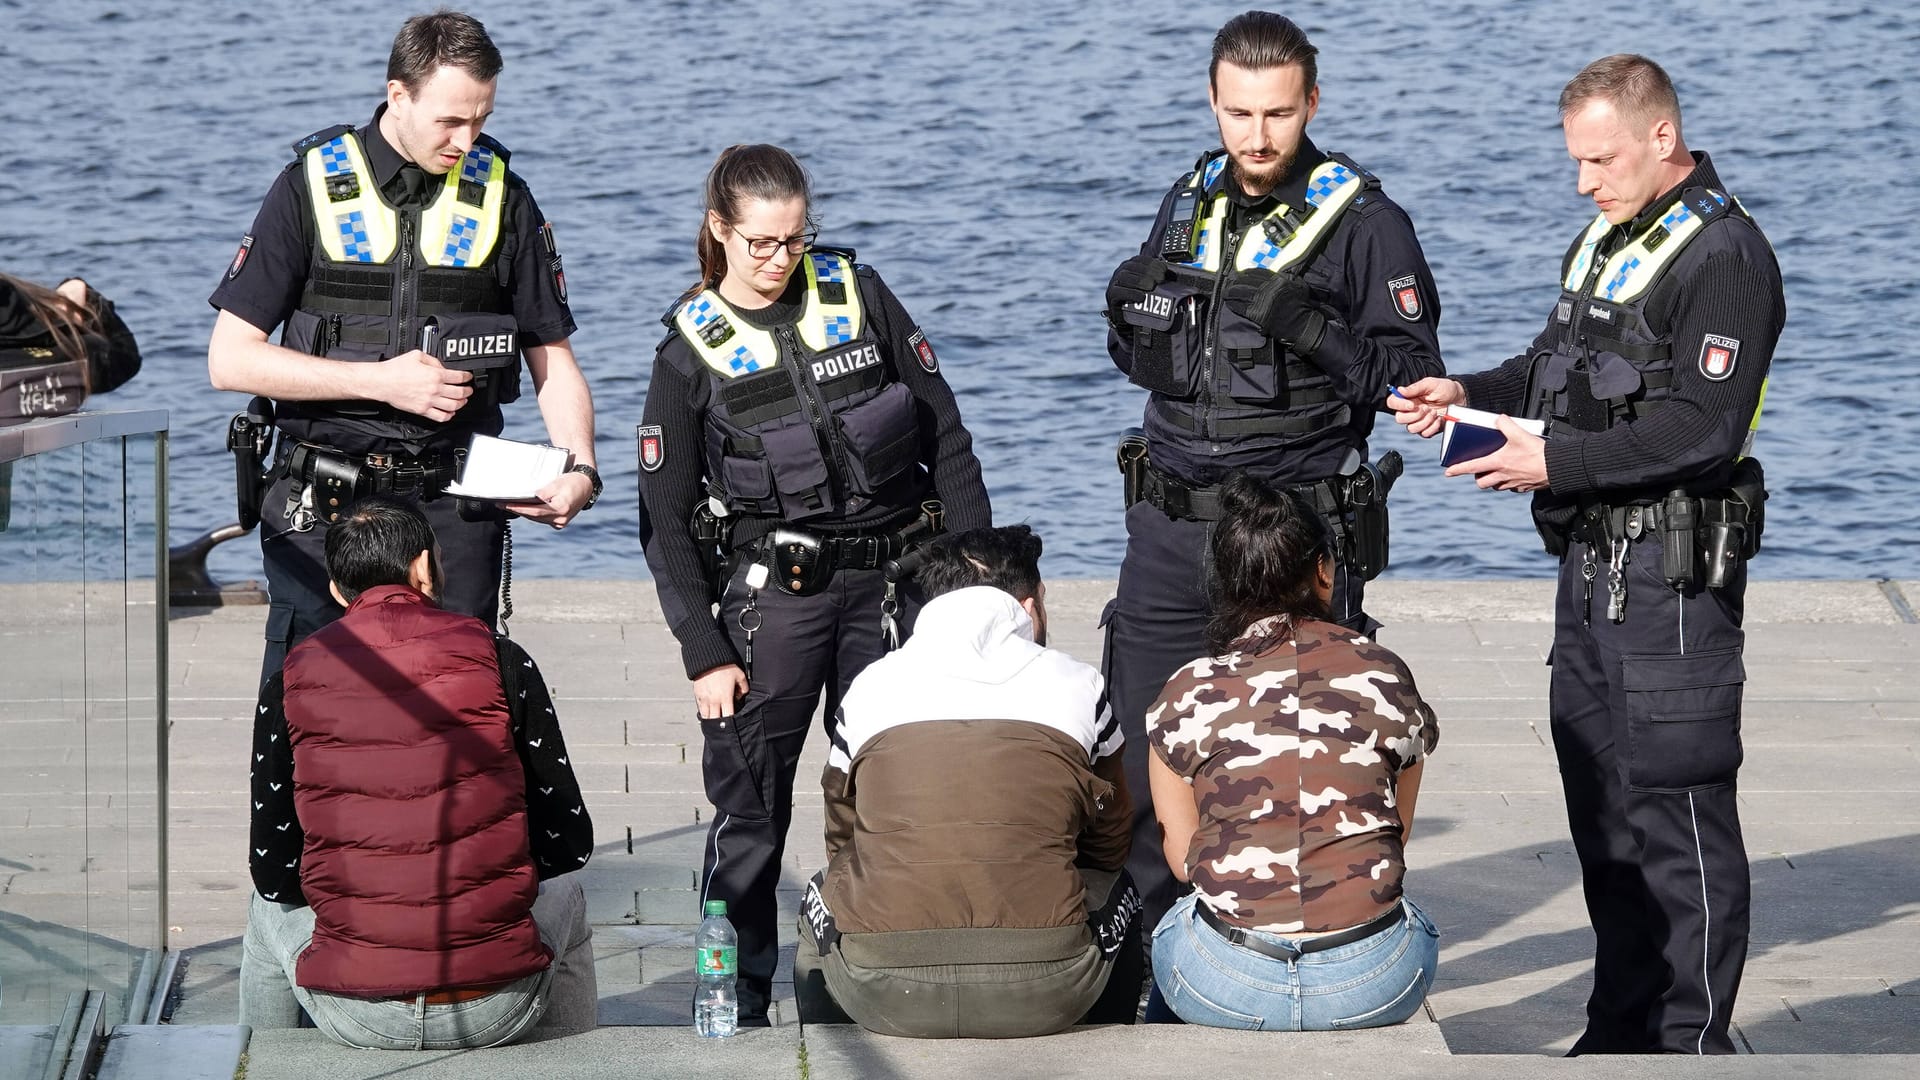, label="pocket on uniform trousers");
[700,700,772,820]
[1622,647,1745,791]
